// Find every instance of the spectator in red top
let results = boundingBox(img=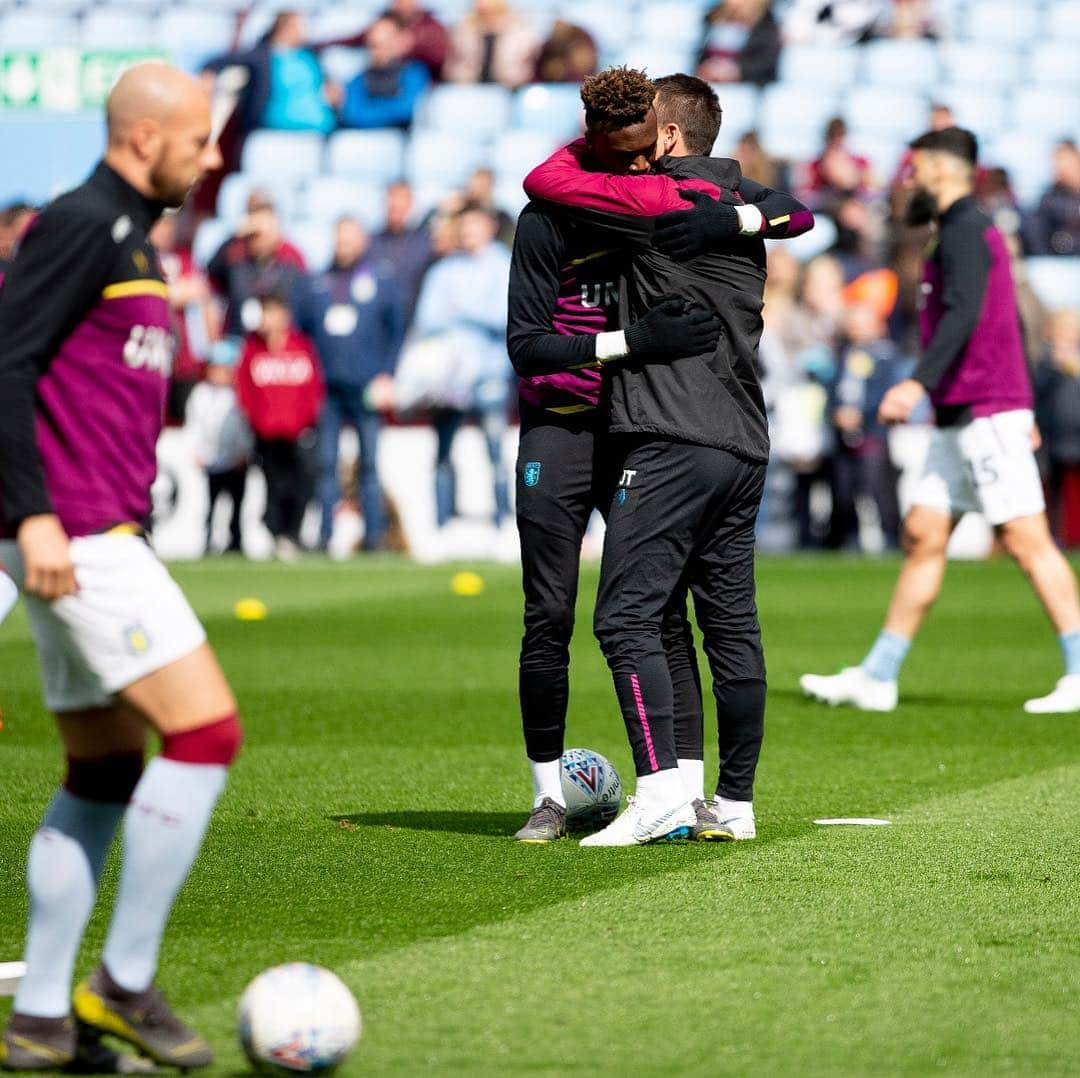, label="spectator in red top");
[236,293,325,559]
[697,0,781,86]
[331,1,450,82]
[800,116,875,212]
[207,189,307,340]
[151,211,216,424]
